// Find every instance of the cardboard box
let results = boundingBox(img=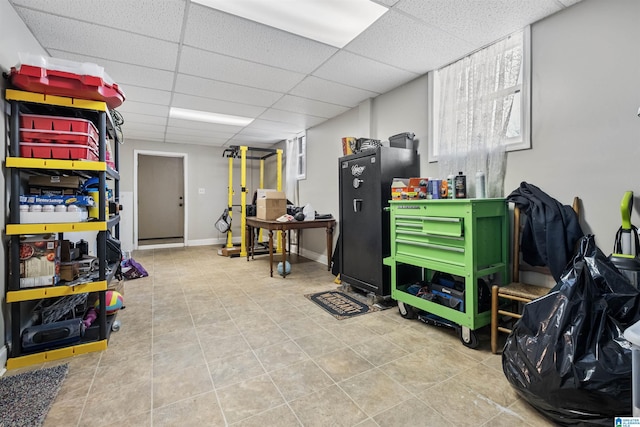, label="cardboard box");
[28,175,81,189]
[18,235,59,288]
[59,261,80,282]
[256,191,287,220]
